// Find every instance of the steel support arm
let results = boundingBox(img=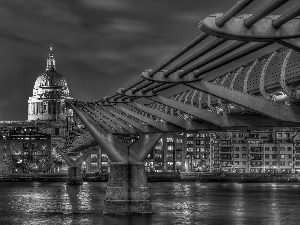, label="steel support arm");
[56,148,75,166]
[84,105,127,134]
[129,133,164,162]
[186,81,300,121]
[69,103,135,163]
[150,95,232,127]
[227,114,300,128]
[68,140,98,154]
[109,106,158,133]
[132,102,211,130]
[92,105,138,133]
[74,148,94,167]
[116,105,184,132]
